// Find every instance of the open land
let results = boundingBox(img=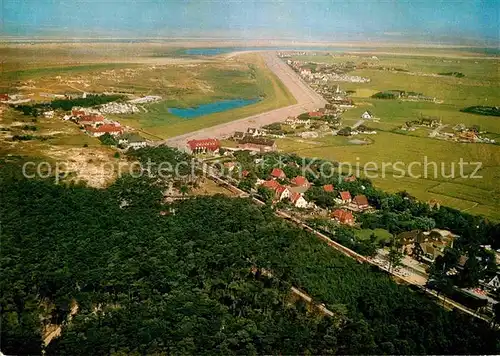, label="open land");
[274,51,499,220]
